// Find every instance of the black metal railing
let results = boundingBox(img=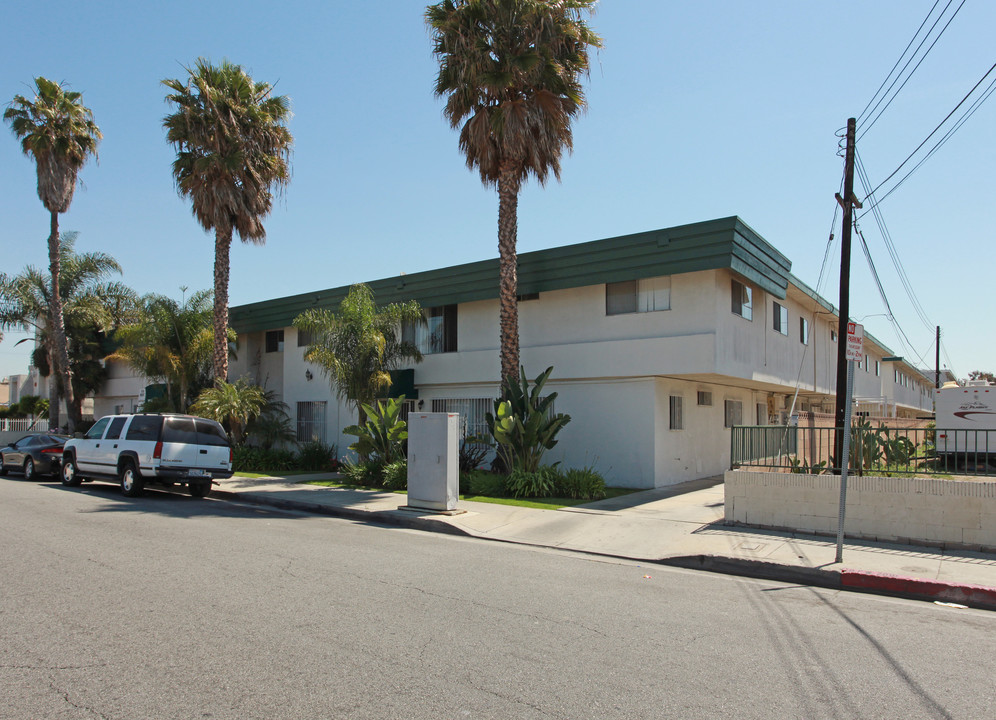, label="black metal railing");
[730,424,996,476]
